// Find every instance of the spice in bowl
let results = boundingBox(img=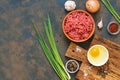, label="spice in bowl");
[107,21,120,35]
[65,59,79,73]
